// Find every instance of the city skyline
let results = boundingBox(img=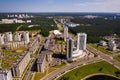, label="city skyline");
[0,0,120,12]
